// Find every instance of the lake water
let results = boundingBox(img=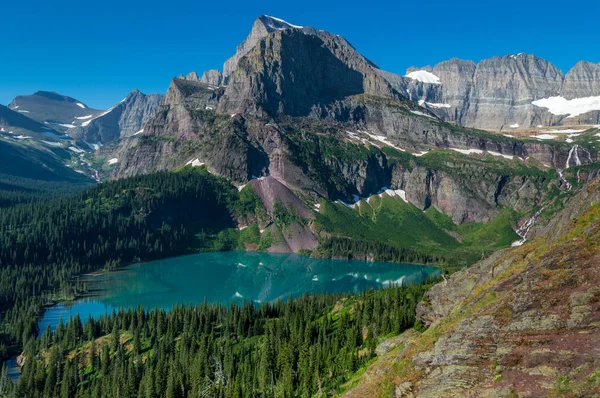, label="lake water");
[39,251,439,334]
